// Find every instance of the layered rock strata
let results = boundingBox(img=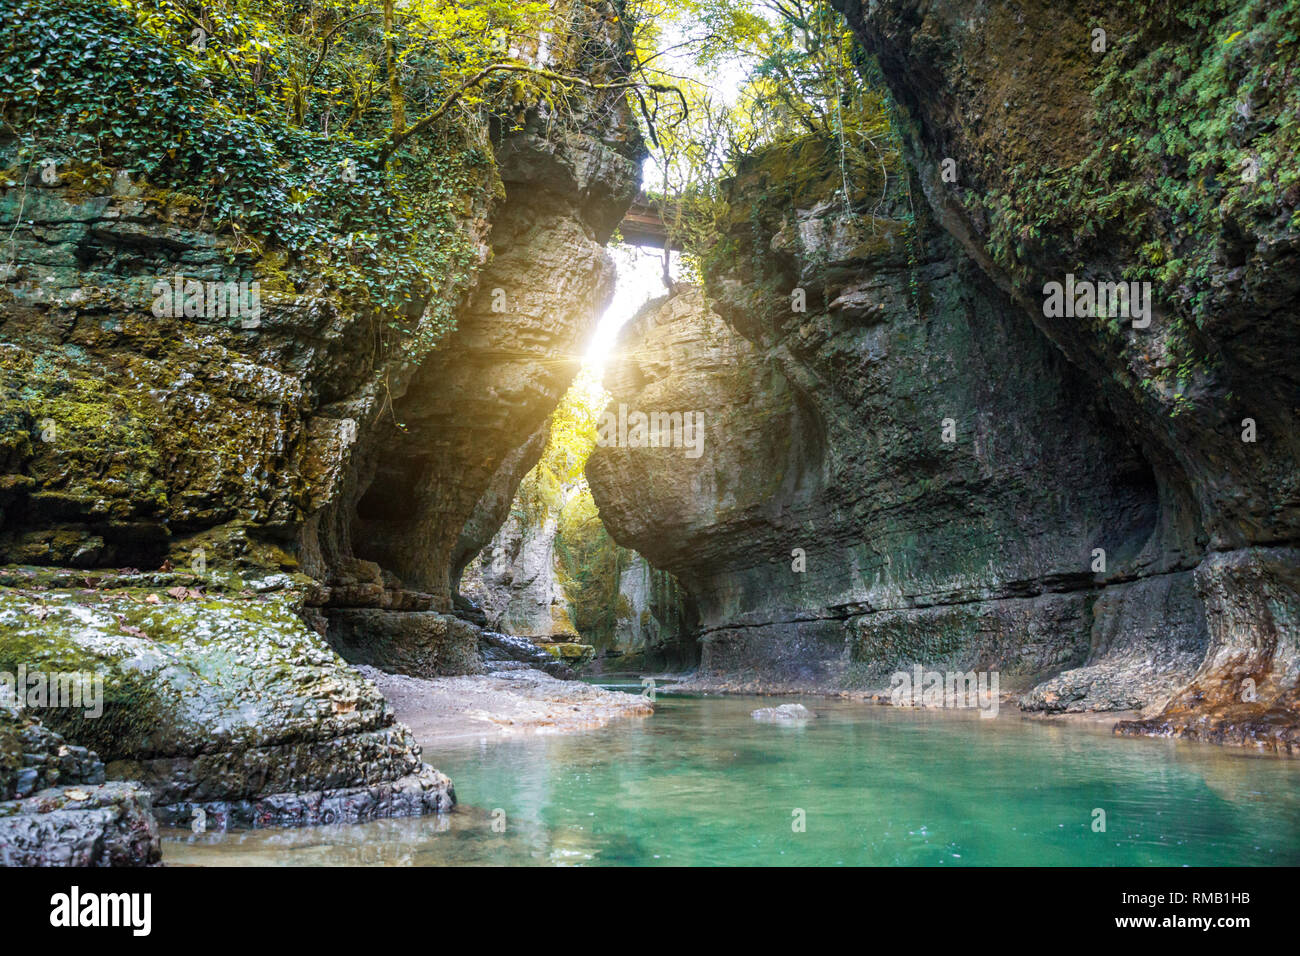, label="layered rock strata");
[0,700,160,865]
